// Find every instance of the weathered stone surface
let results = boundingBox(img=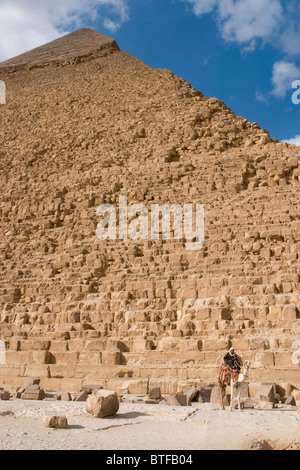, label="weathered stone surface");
[198,385,214,403]
[0,28,119,68]
[74,391,88,401]
[24,377,40,387]
[0,27,299,394]
[21,388,45,400]
[165,393,190,406]
[81,384,103,394]
[282,396,296,406]
[43,415,68,429]
[86,389,119,417]
[210,387,221,404]
[148,387,161,400]
[185,387,199,404]
[0,390,11,400]
[60,392,72,401]
[255,383,276,403]
[242,397,254,409]
[258,401,274,409]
